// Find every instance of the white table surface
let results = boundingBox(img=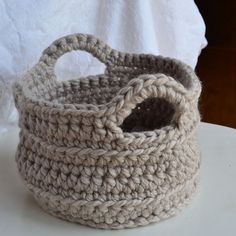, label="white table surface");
[0,122,235,236]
